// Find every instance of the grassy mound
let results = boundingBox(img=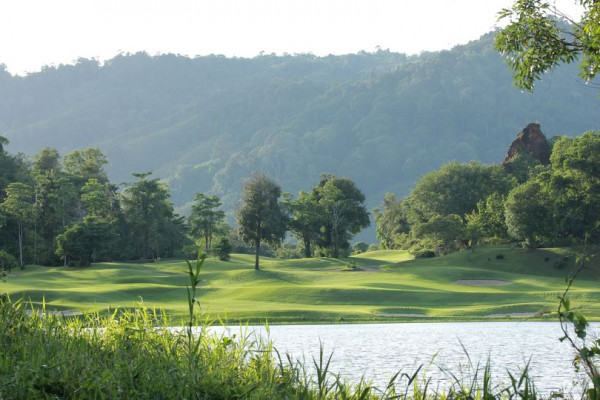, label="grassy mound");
[2,246,599,323]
